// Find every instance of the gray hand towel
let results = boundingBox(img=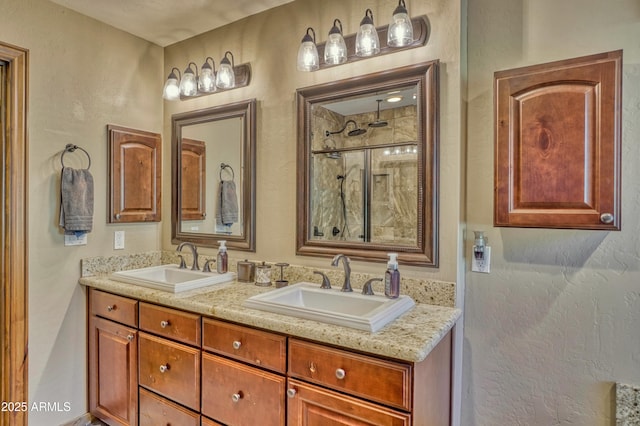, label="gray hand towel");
[59,167,94,235]
[216,180,238,226]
